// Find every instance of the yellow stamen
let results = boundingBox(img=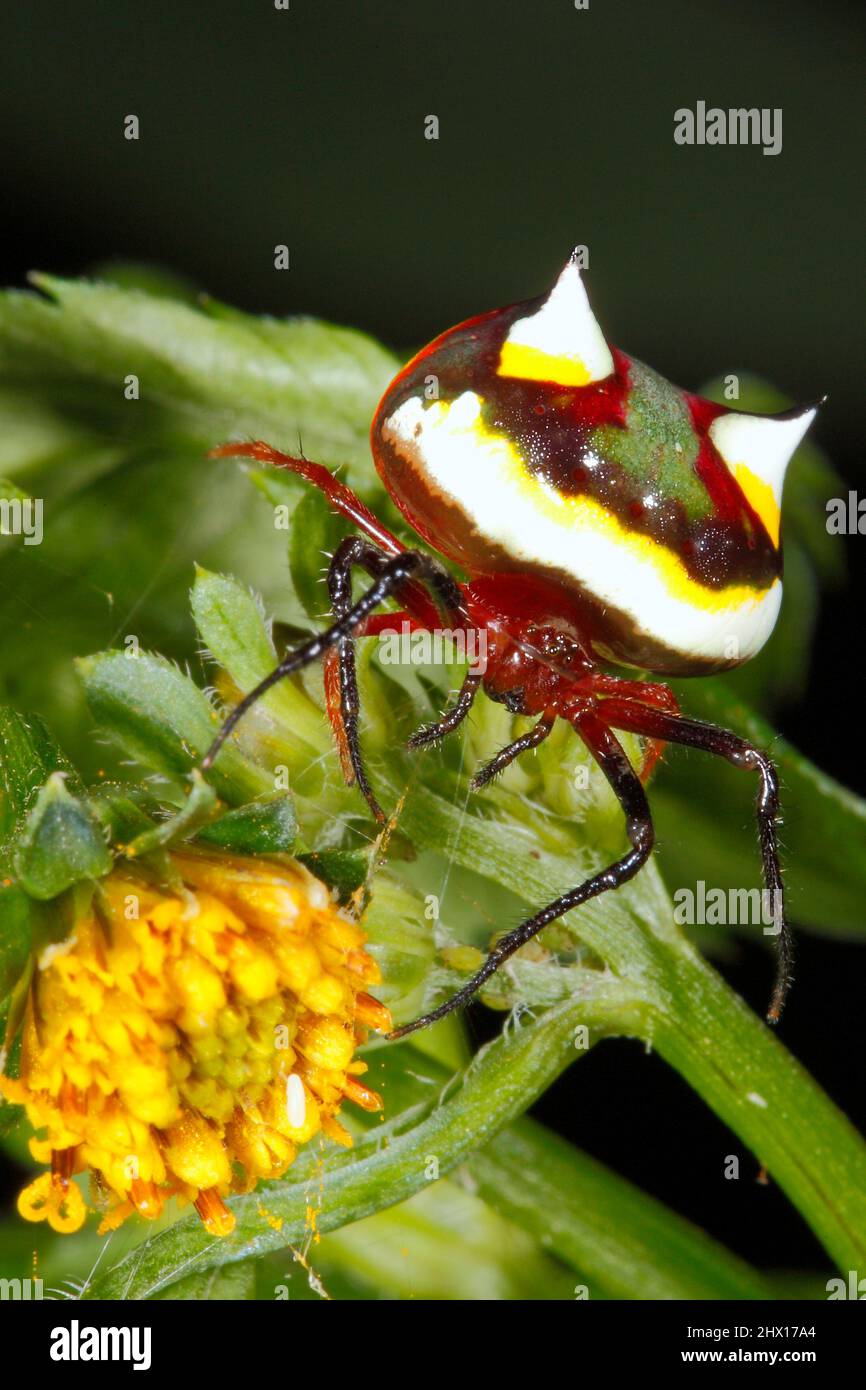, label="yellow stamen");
[2,854,389,1237]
